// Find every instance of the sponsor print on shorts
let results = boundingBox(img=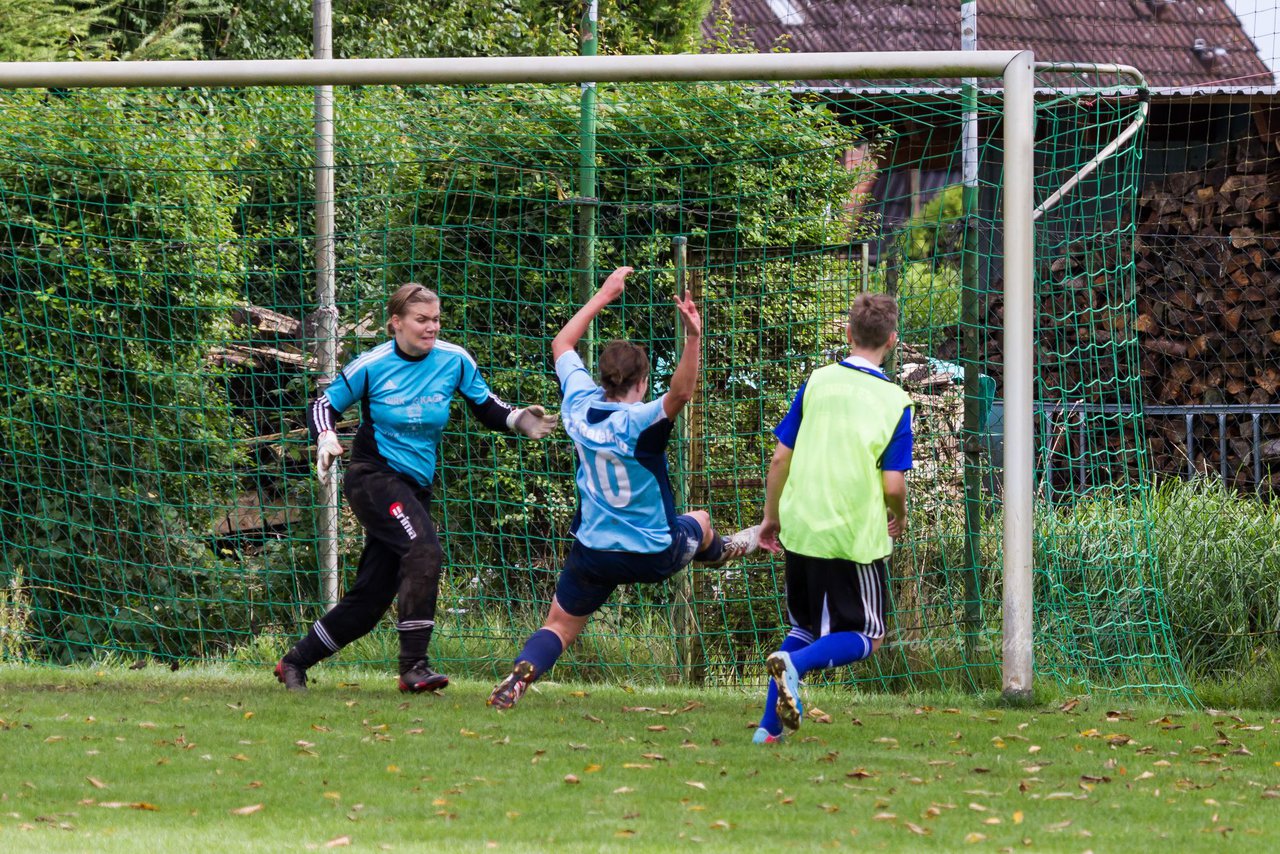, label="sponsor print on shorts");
[389,501,418,539]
